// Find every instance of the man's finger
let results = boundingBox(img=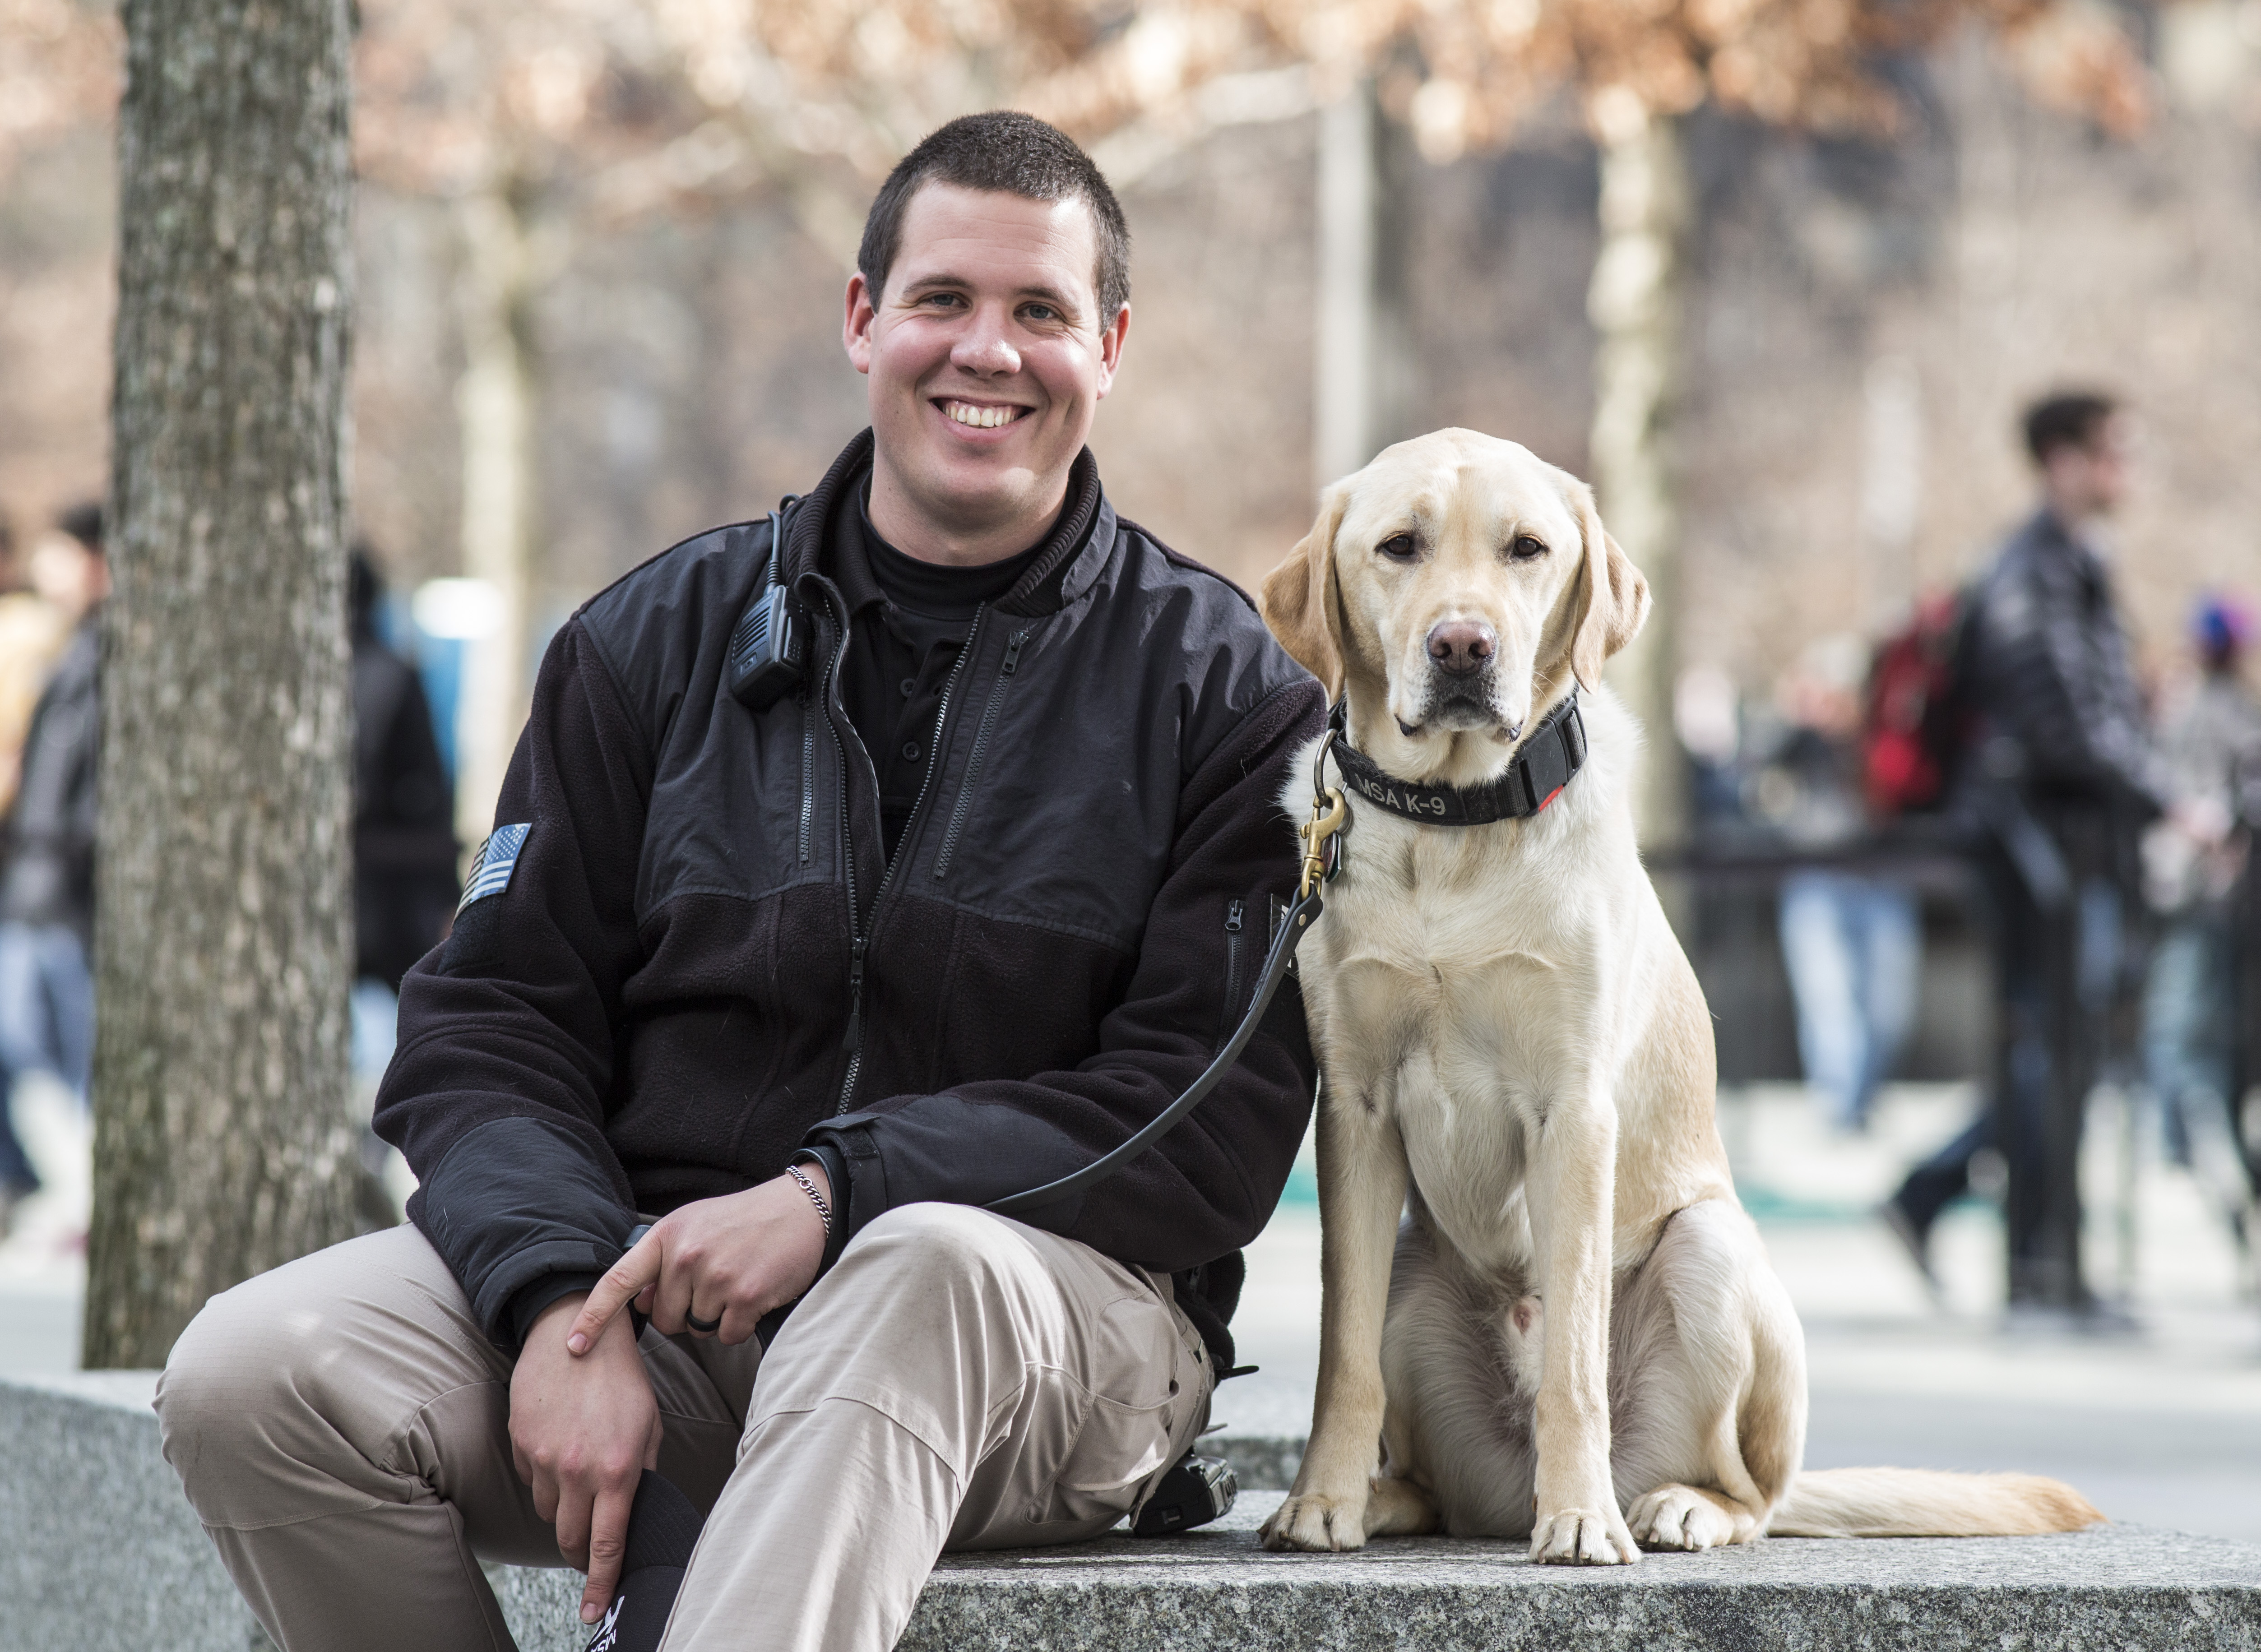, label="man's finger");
[579,1478,636,1625]
[569,1232,664,1354]
[551,1473,588,1566]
